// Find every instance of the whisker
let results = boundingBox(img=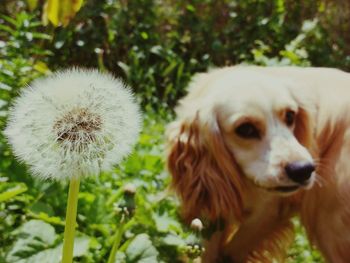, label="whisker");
[313,173,326,187]
[313,158,334,175]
